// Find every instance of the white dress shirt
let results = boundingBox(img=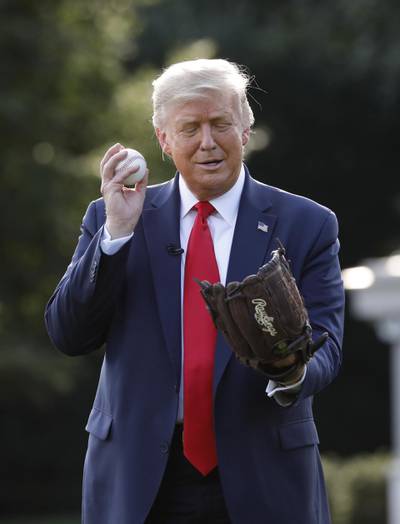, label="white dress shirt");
[101,165,305,413]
